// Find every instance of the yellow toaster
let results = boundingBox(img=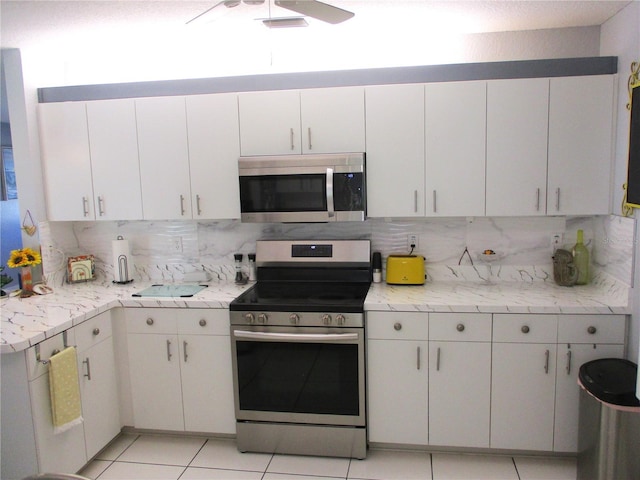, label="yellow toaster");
[386,255,425,285]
